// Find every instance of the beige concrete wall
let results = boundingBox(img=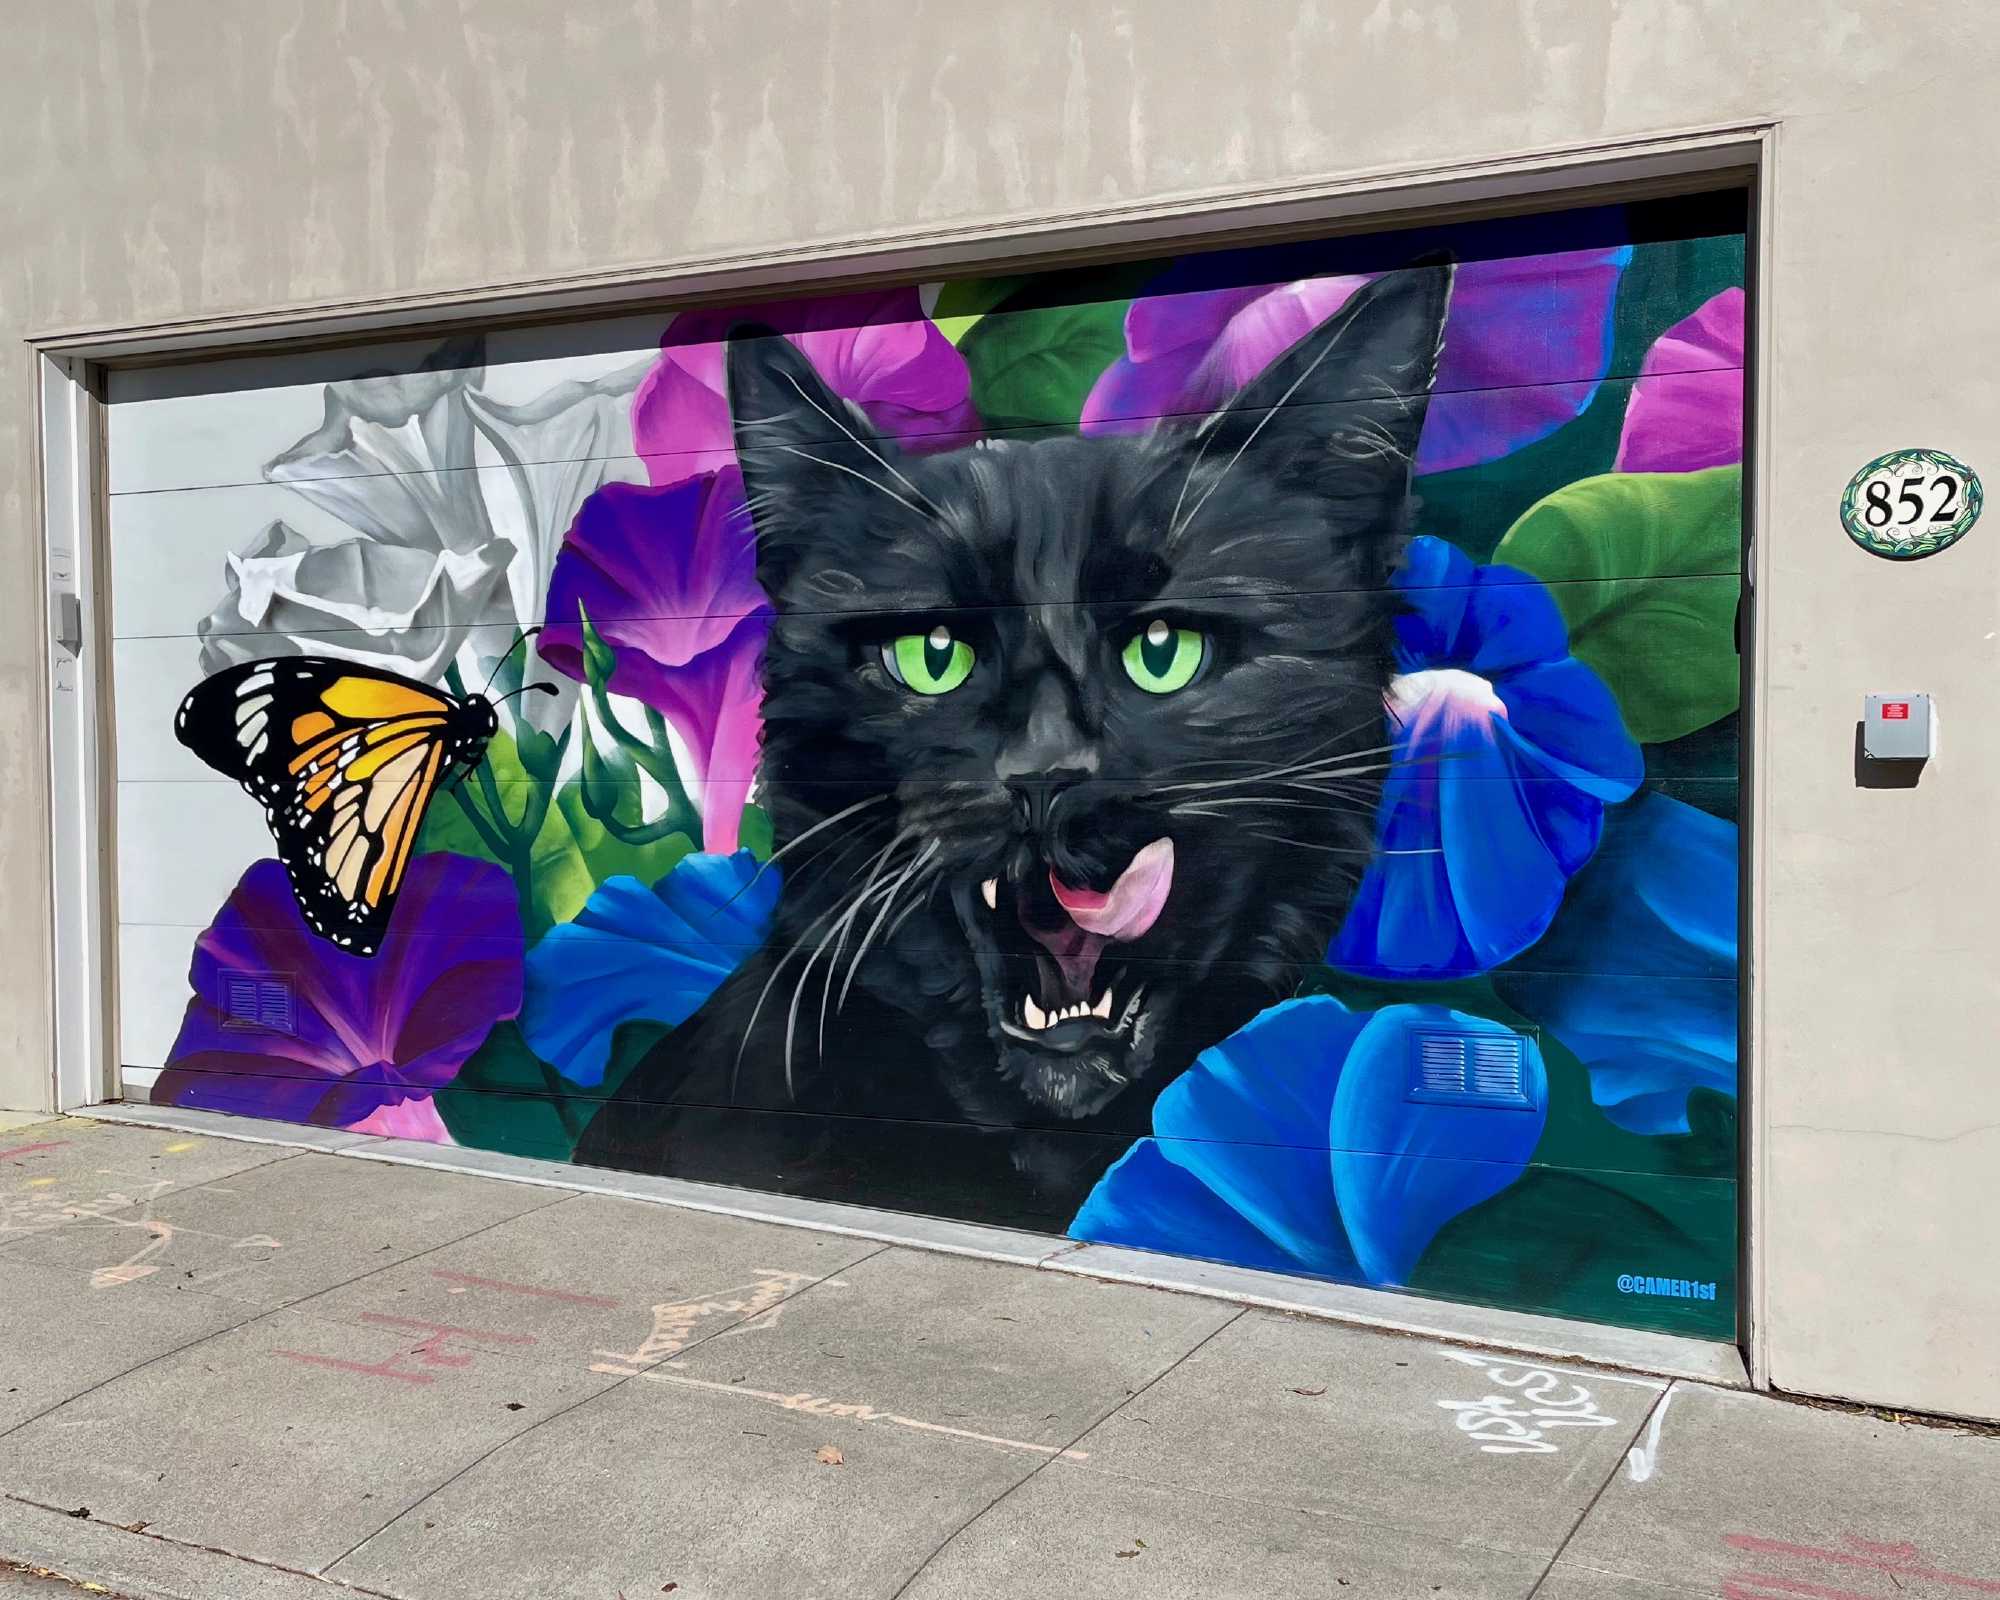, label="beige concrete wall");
[4,1,1995,1418]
